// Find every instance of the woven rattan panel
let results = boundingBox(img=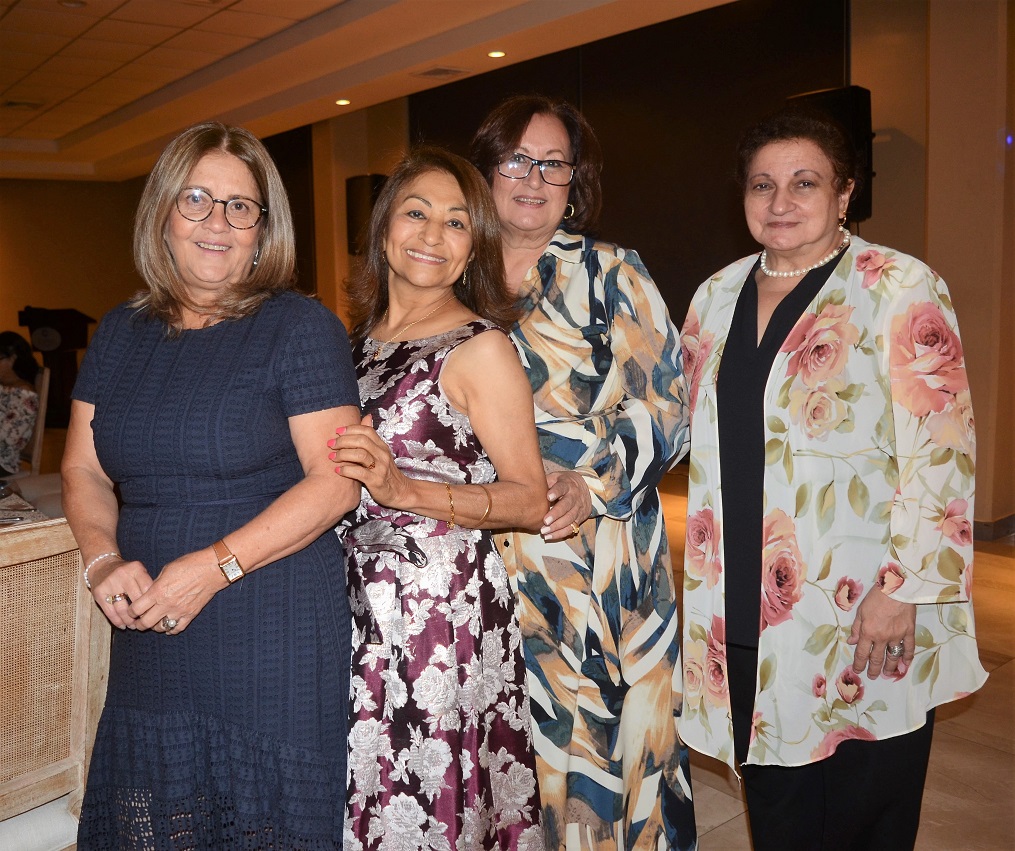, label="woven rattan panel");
[0,550,79,784]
